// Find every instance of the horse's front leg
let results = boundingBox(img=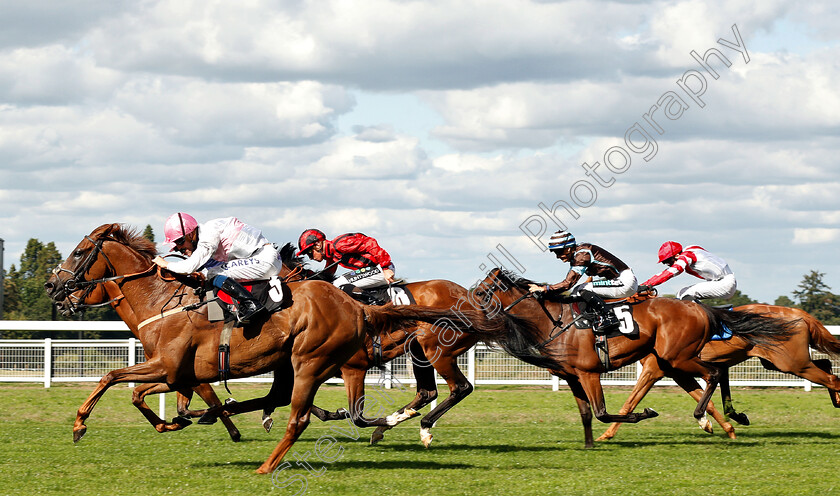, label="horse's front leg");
[190,383,241,442]
[596,354,665,442]
[131,383,193,433]
[564,376,594,448]
[74,358,170,443]
[576,370,659,424]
